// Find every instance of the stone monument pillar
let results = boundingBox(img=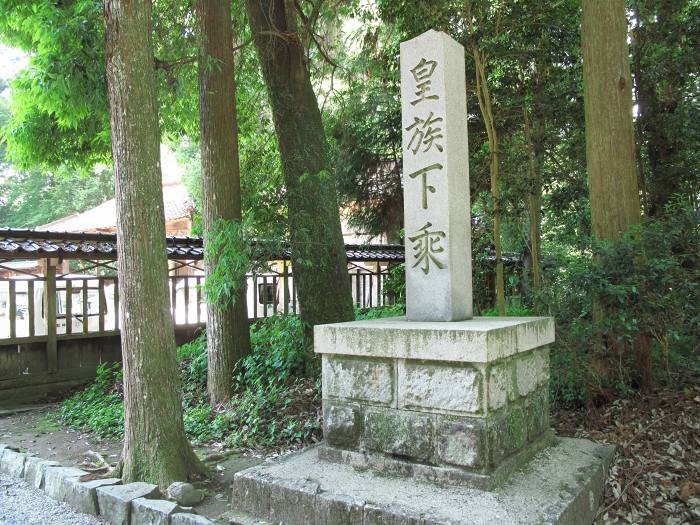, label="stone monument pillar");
[401,30,472,322]
[231,29,614,525]
[312,30,555,488]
